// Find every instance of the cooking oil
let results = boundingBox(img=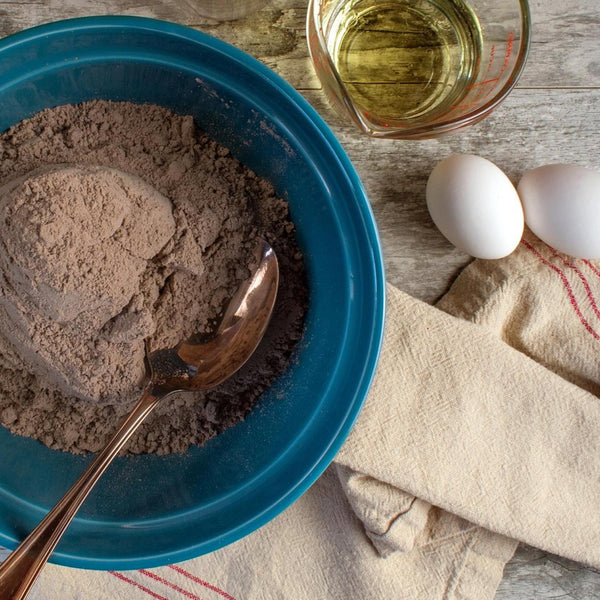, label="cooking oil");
[326,0,483,124]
